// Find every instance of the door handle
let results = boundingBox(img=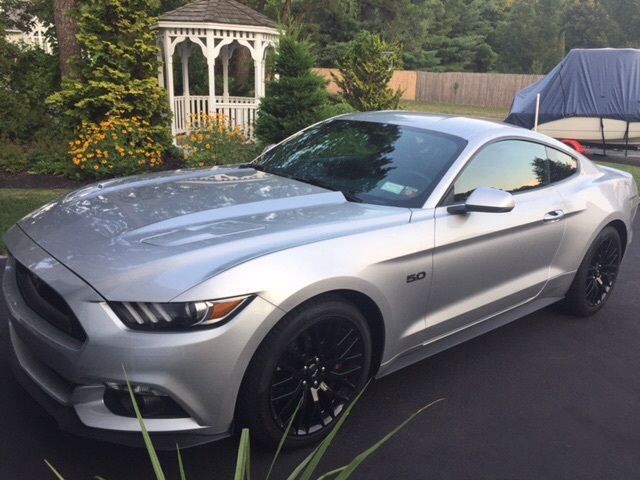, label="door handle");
[543,210,565,222]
